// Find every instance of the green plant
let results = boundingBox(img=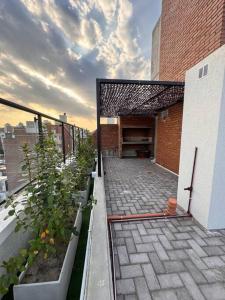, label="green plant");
[0,130,96,296]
